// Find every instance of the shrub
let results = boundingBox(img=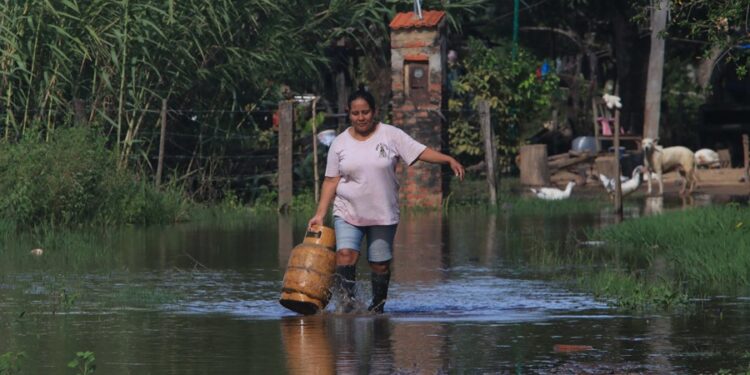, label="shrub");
[0,127,189,227]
